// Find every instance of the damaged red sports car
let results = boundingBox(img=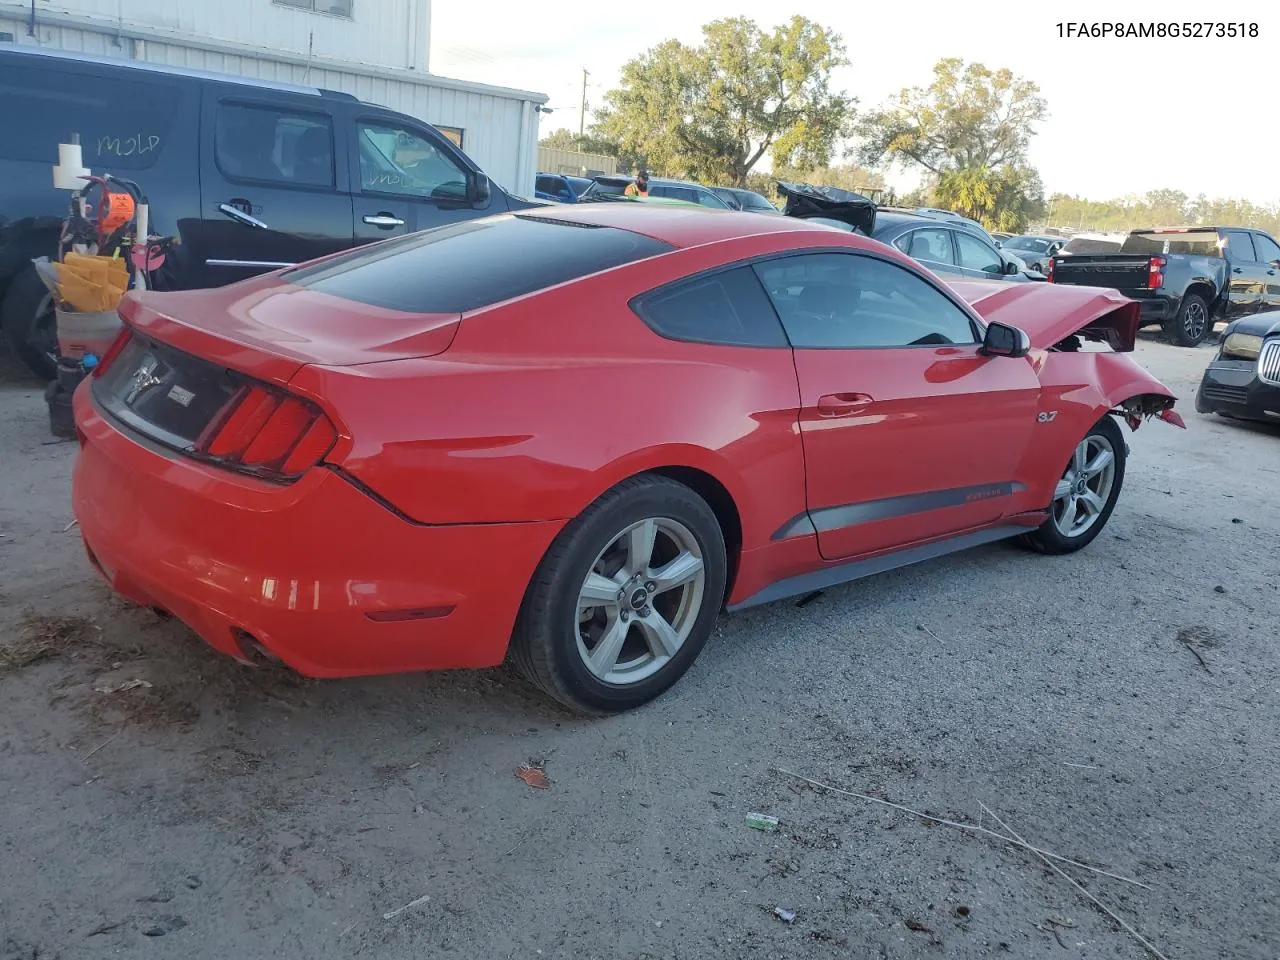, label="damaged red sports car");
[71,204,1184,713]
